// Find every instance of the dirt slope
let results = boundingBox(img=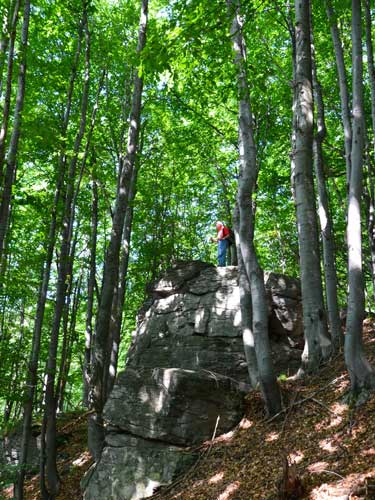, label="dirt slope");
[8,320,375,500]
